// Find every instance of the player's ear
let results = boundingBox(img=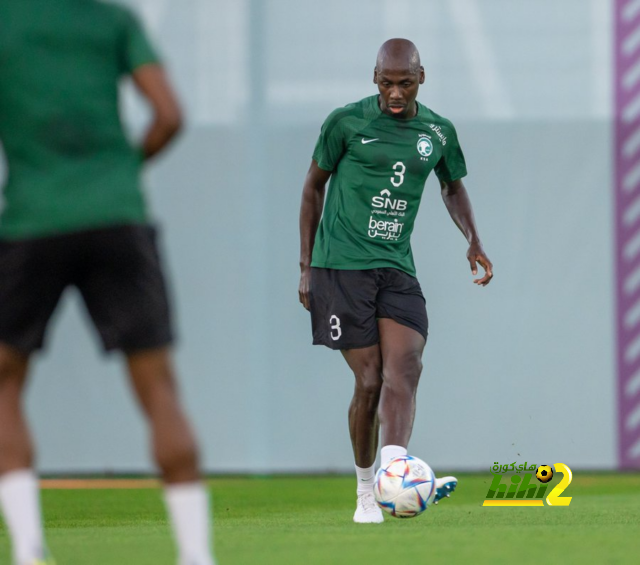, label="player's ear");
[419,66,425,84]
[373,67,378,84]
